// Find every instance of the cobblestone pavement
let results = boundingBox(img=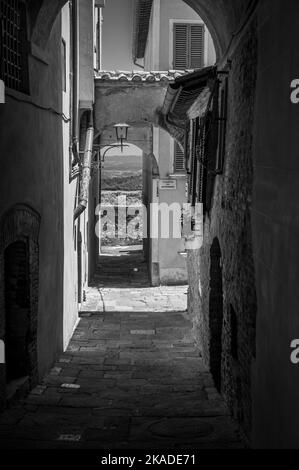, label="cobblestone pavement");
[0,248,243,449]
[84,246,188,313]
